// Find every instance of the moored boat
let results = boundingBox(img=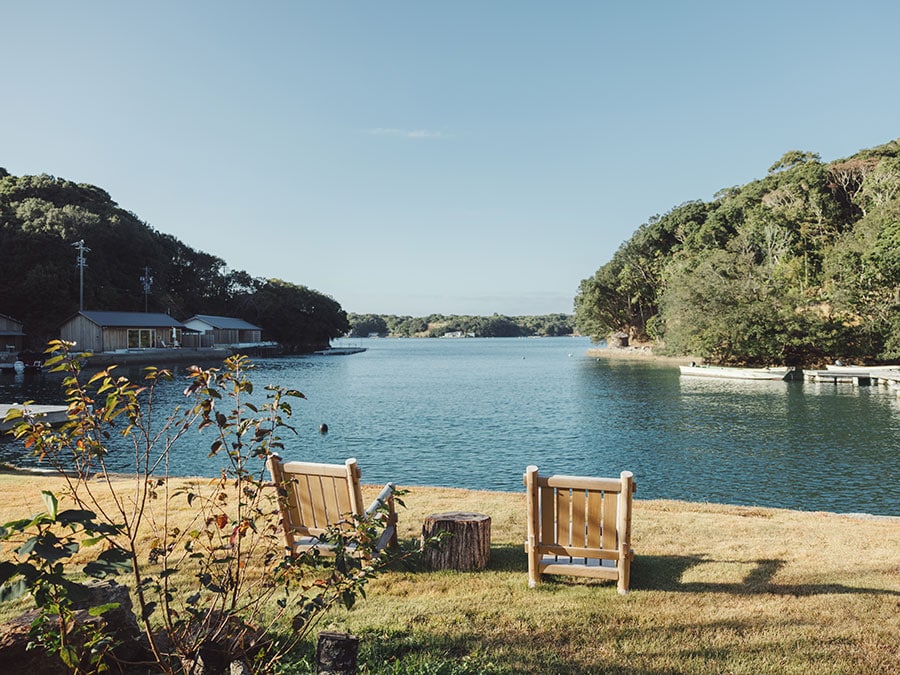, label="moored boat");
[313,347,367,356]
[0,403,69,431]
[679,364,797,381]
